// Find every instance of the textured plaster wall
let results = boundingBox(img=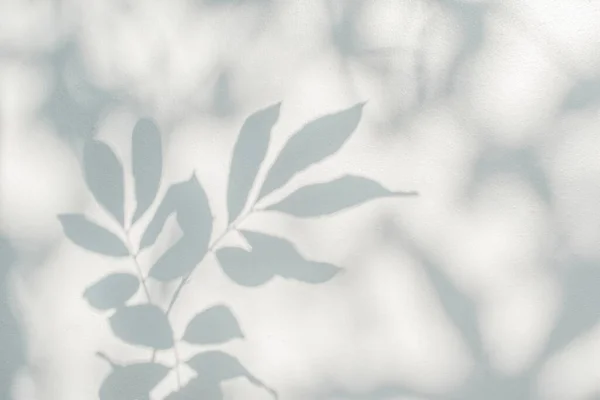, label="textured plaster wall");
[2,0,600,399]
